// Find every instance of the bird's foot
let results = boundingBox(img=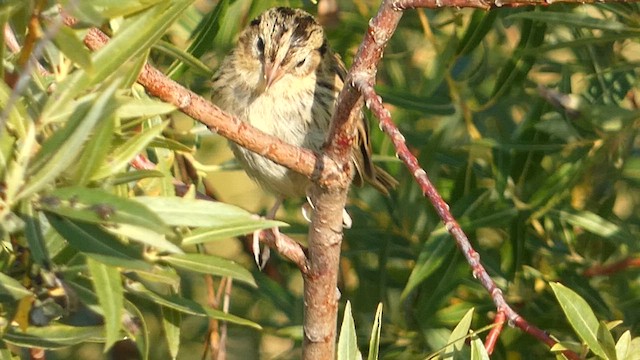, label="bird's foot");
[303,195,352,229]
